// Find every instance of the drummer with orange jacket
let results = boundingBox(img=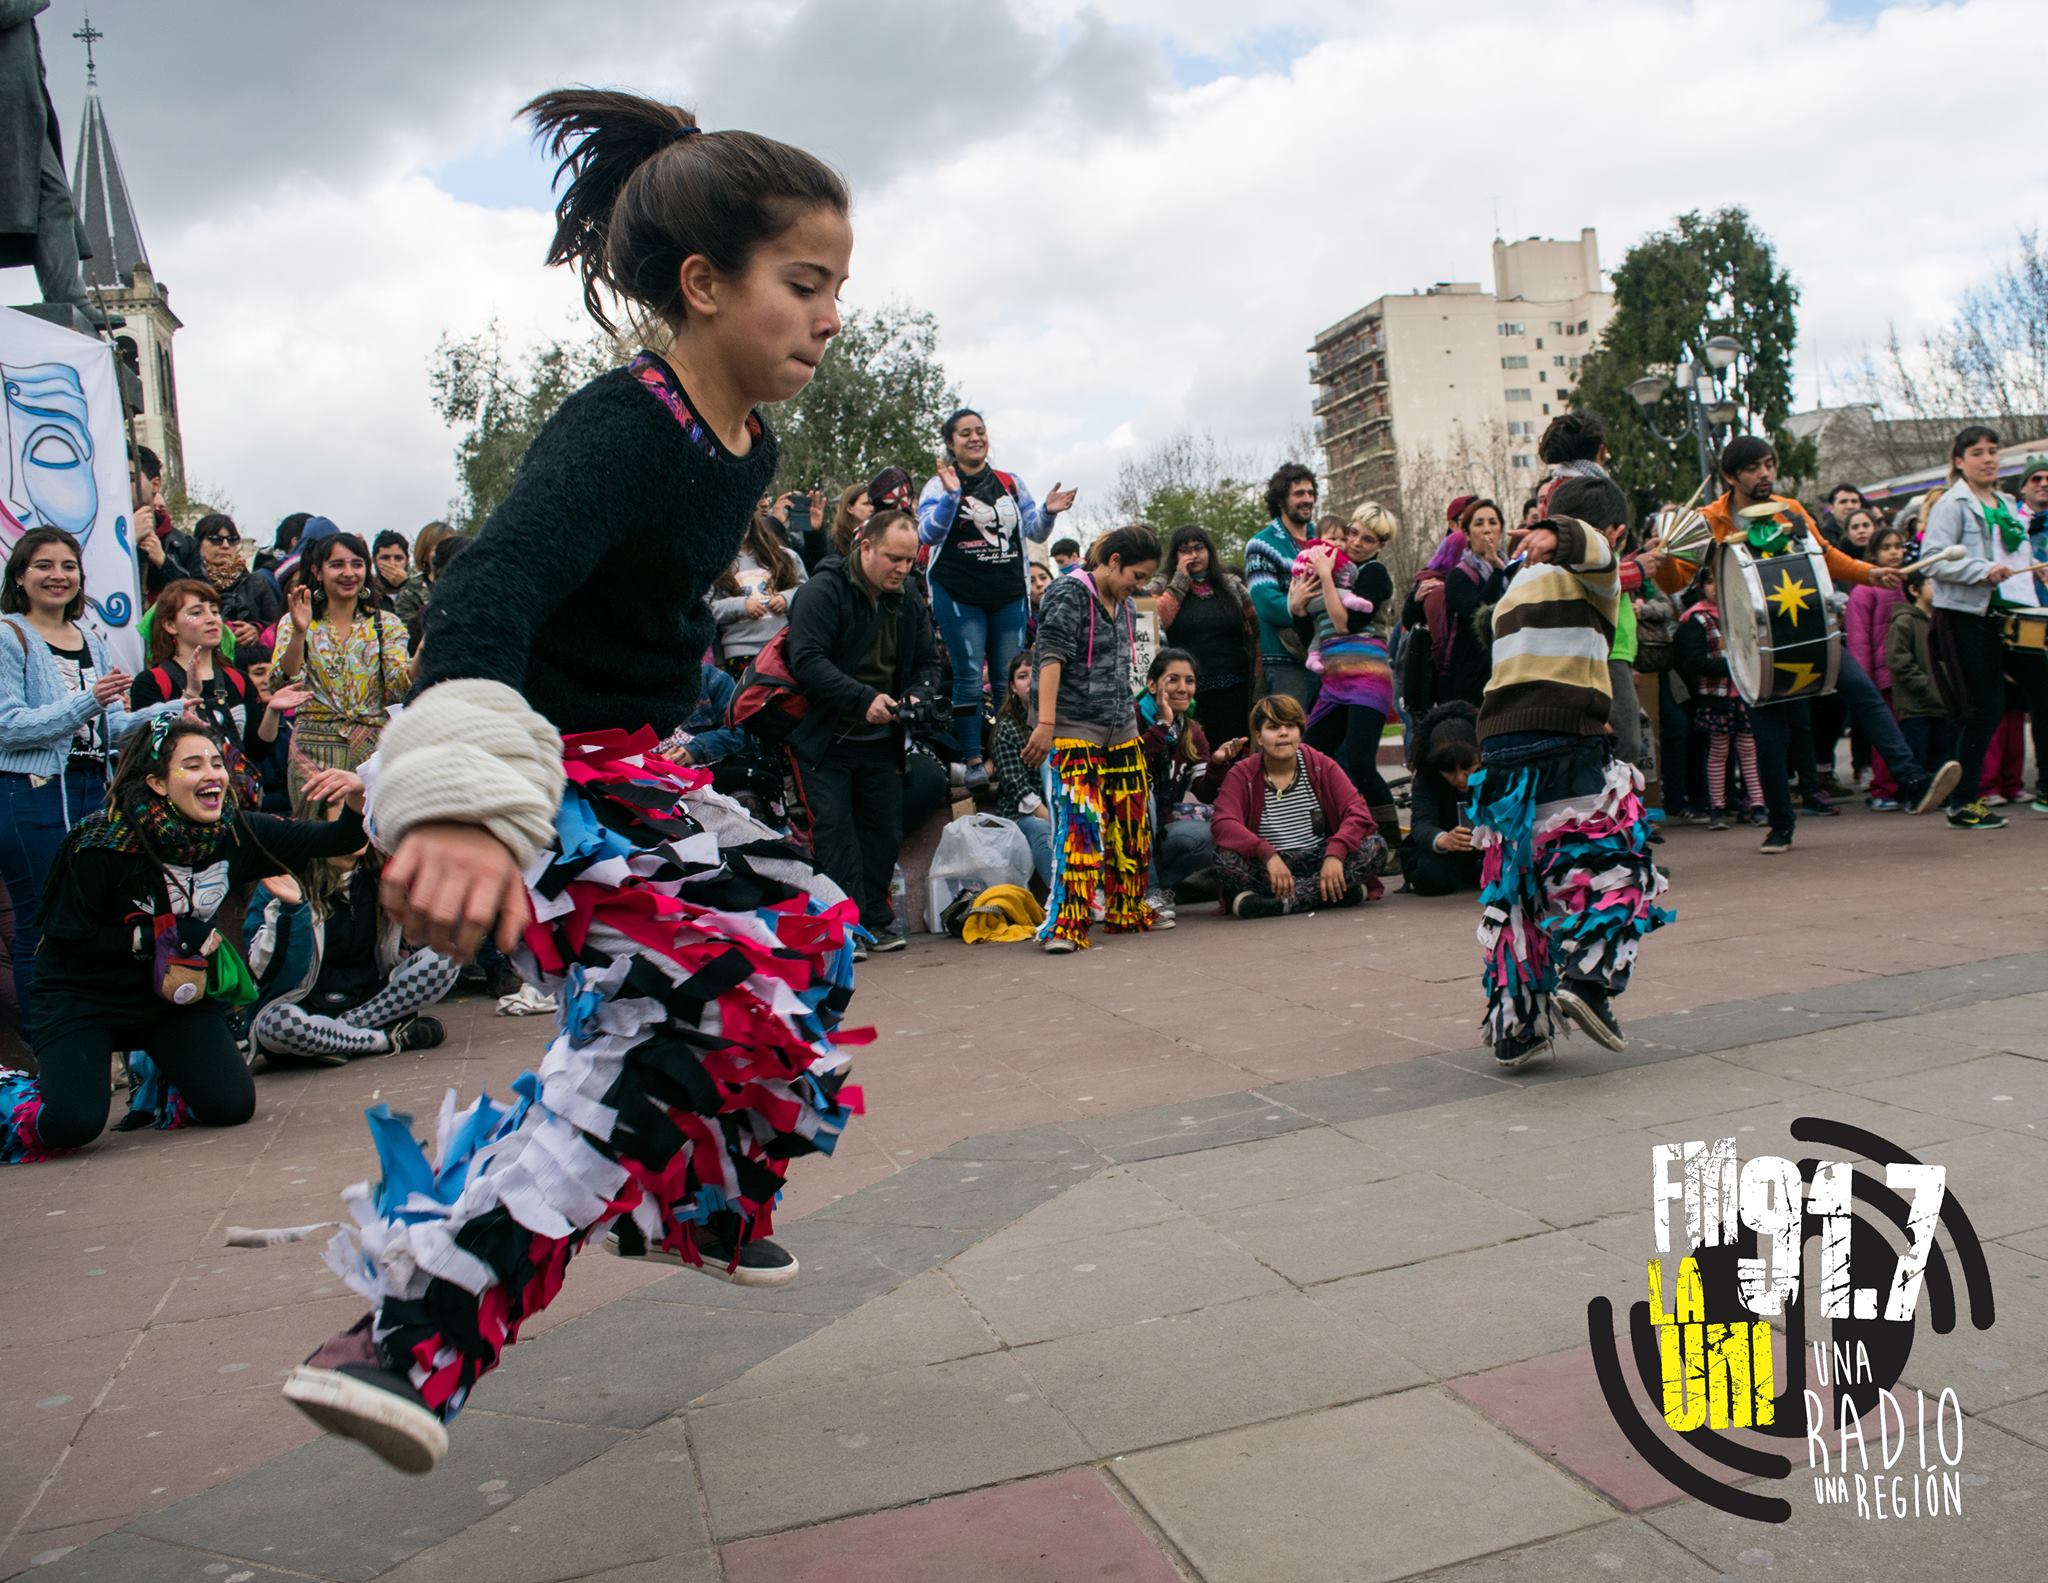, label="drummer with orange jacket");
[1652,437,1959,855]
